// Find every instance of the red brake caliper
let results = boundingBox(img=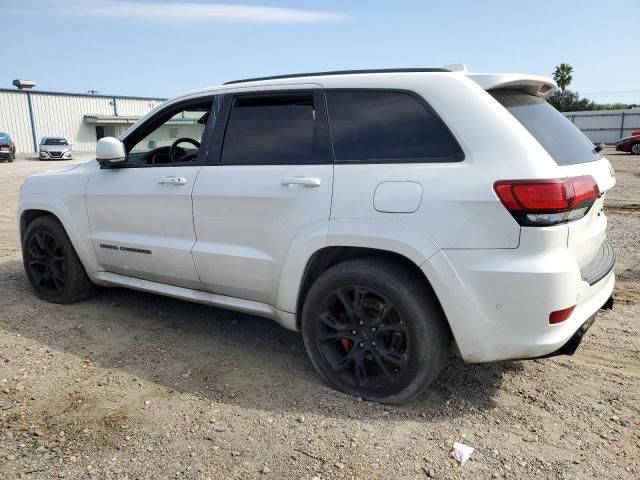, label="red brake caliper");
[340,339,352,351]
